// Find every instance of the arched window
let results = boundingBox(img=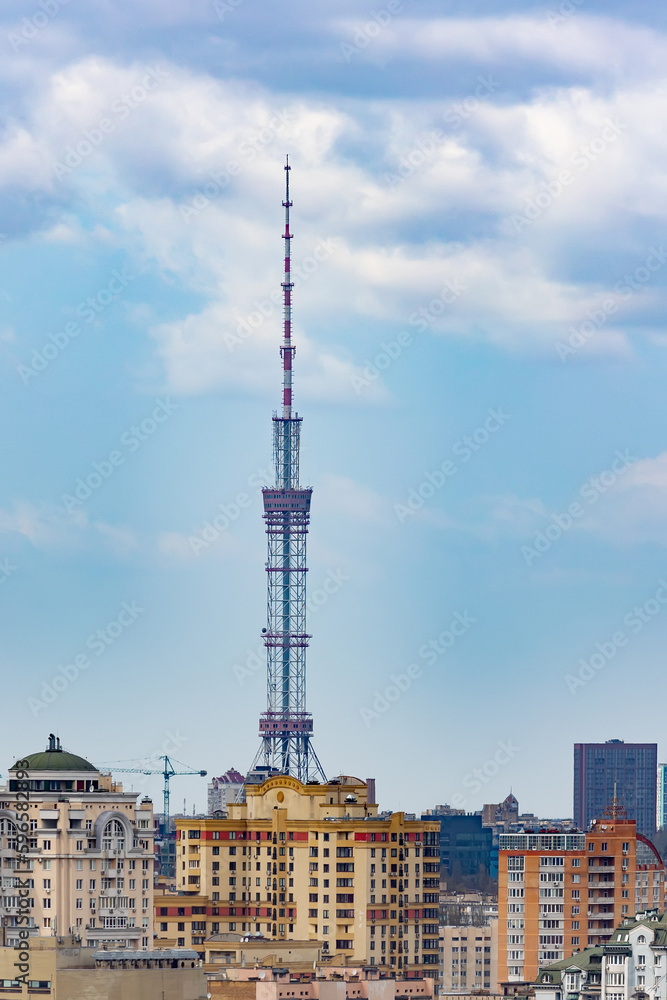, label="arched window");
[638,935,646,944]
[102,818,125,851]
